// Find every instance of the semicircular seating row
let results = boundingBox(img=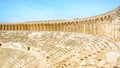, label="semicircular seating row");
[0,31,119,68]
